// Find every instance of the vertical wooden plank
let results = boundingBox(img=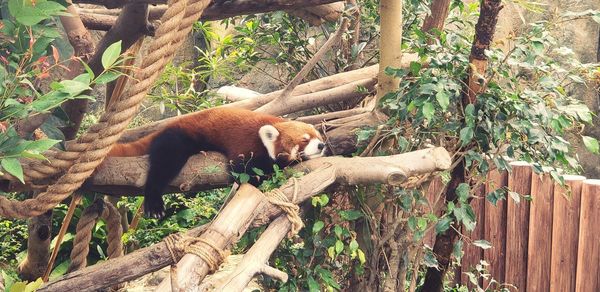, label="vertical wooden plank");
[460,184,485,287]
[550,175,585,292]
[575,180,600,292]
[424,177,444,248]
[526,171,555,292]
[483,170,508,288]
[504,161,532,291]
